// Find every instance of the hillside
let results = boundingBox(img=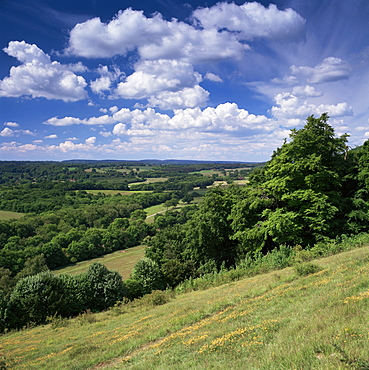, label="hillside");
[2,246,369,369]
